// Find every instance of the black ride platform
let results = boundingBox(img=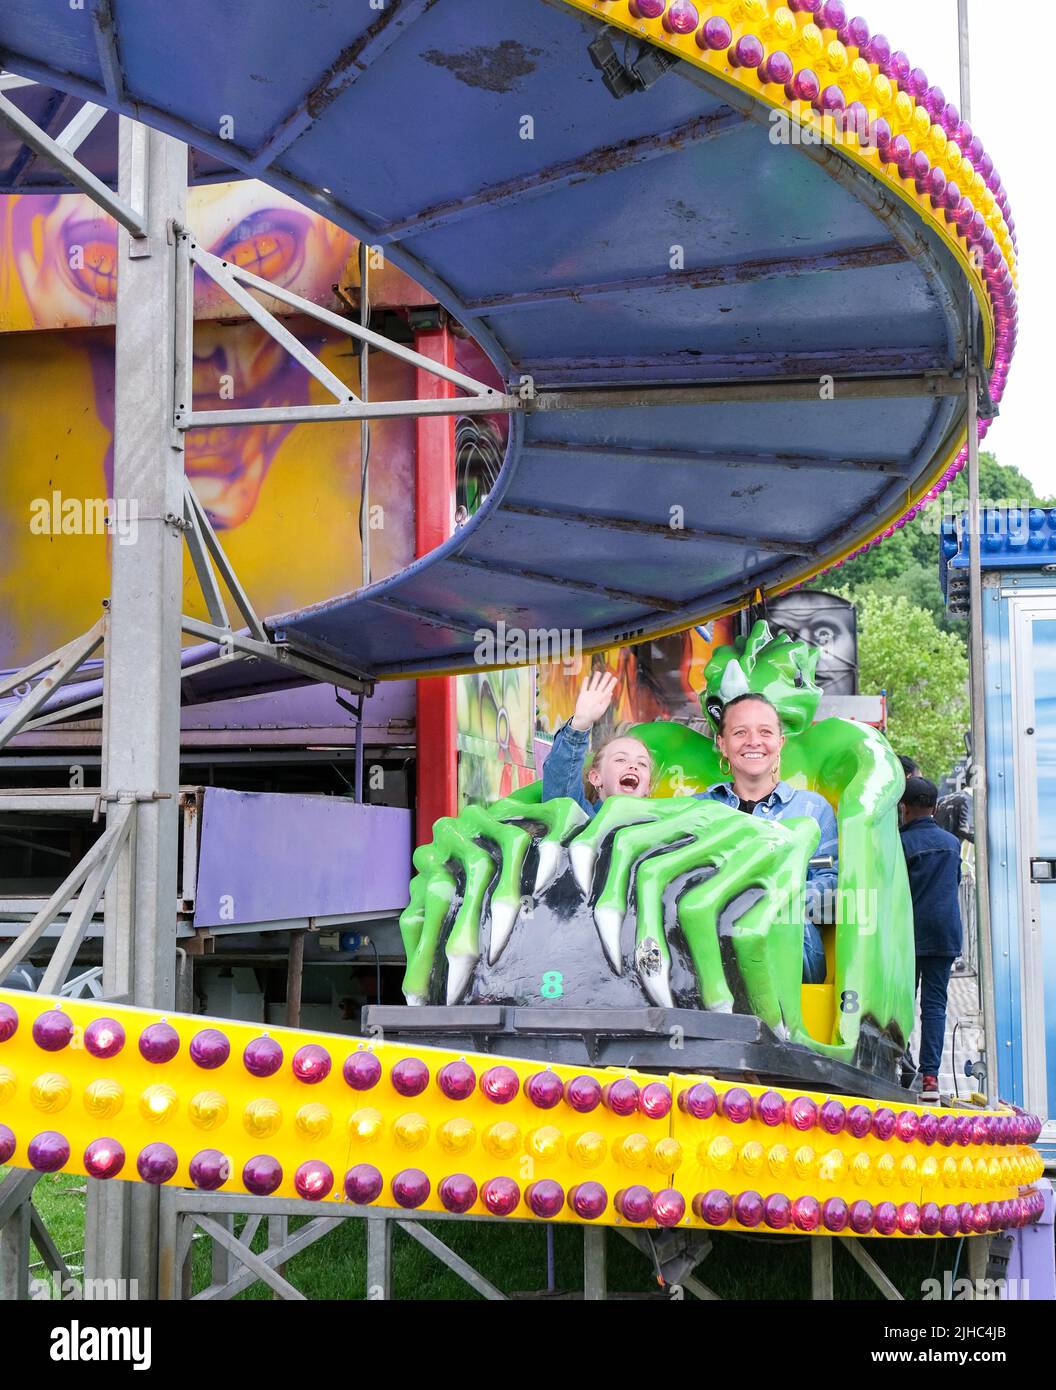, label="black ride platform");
[361,1005,912,1104]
